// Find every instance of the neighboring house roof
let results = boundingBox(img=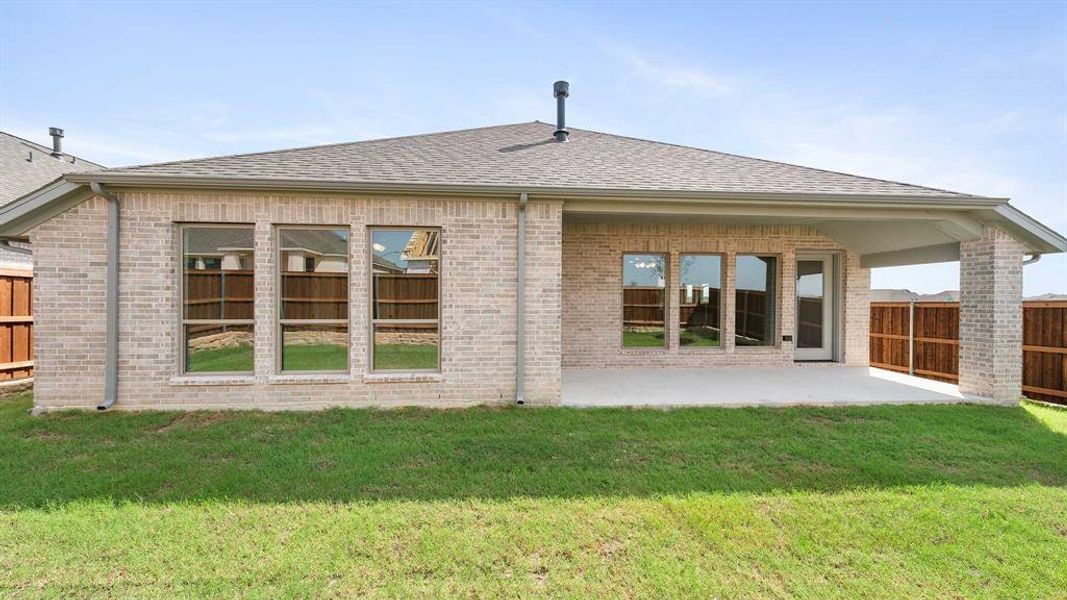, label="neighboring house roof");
[0,131,103,206]
[279,228,348,257]
[91,122,979,199]
[870,289,960,302]
[183,227,255,255]
[184,228,348,258]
